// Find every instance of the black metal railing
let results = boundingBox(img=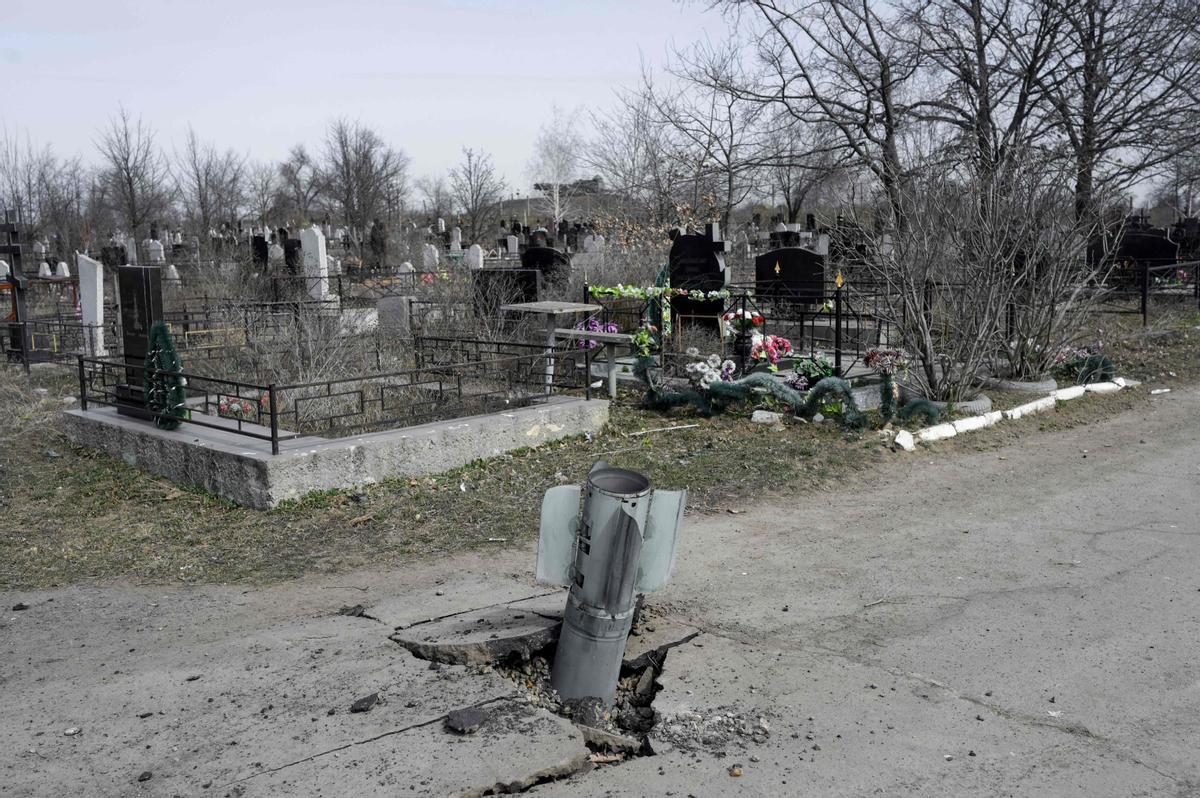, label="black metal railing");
[78,346,594,454]
[412,335,551,368]
[77,356,282,449]
[723,280,896,376]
